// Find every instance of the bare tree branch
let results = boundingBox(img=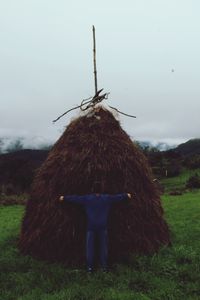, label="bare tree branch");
[53,91,136,123]
[52,97,92,123]
[52,90,109,123]
[108,105,136,118]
